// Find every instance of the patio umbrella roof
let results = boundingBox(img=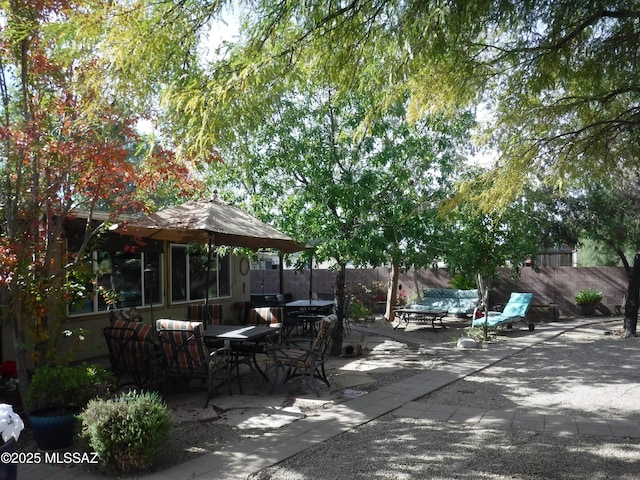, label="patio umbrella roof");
[115,198,304,253]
